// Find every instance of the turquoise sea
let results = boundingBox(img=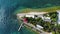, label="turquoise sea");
[0,0,39,34]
